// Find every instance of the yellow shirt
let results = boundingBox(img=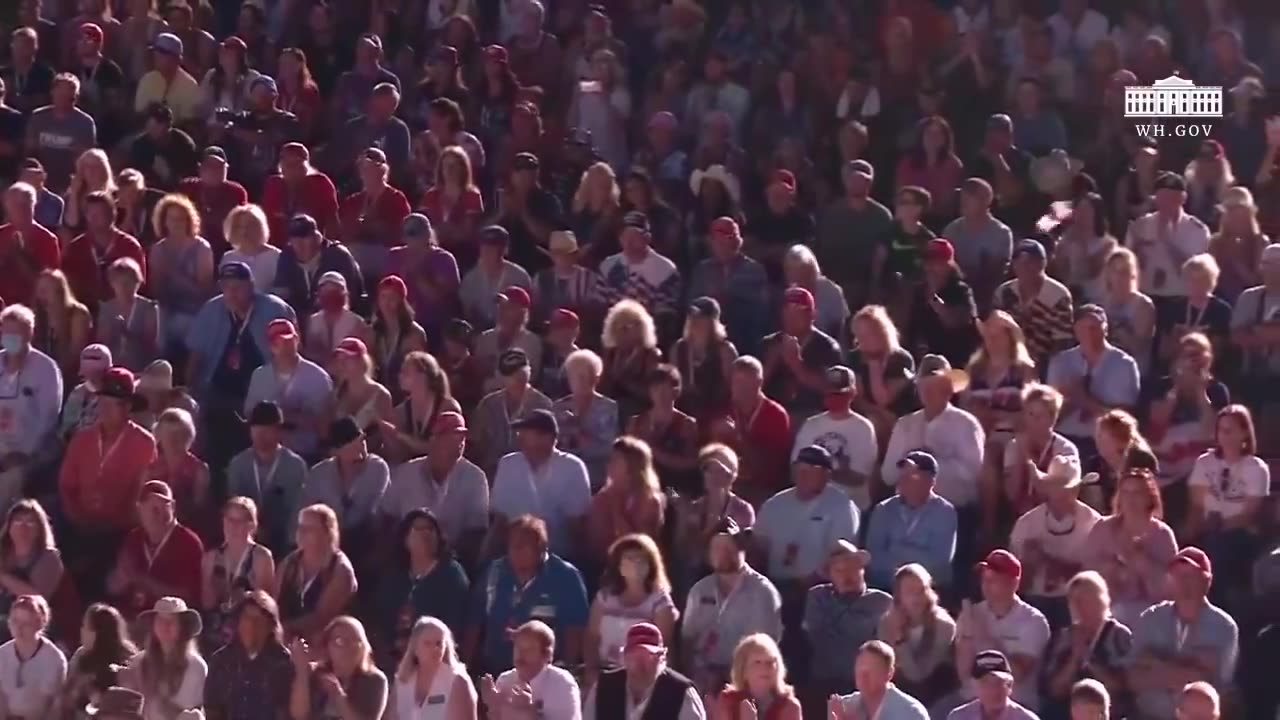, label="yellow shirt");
[133,69,203,124]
